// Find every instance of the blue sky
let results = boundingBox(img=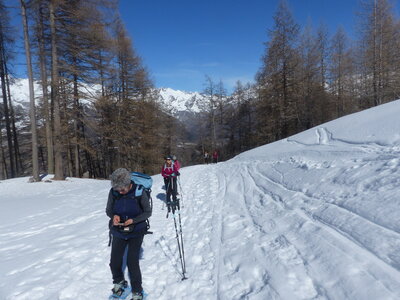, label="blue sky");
[118,0,367,93]
[8,0,399,94]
